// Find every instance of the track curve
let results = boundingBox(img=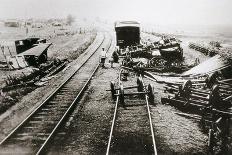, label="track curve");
[0,31,112,155]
